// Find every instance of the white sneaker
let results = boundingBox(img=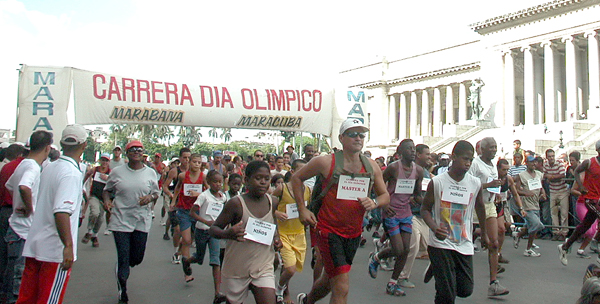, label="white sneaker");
[558,244,568,266]
[104,230,112,235]
[488,280,509,297]
[524,248,541,257]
